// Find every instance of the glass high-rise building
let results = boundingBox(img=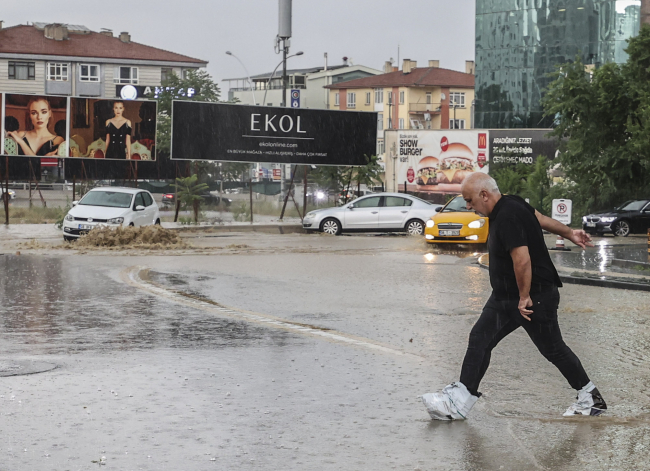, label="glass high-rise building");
[475,0,641,128]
